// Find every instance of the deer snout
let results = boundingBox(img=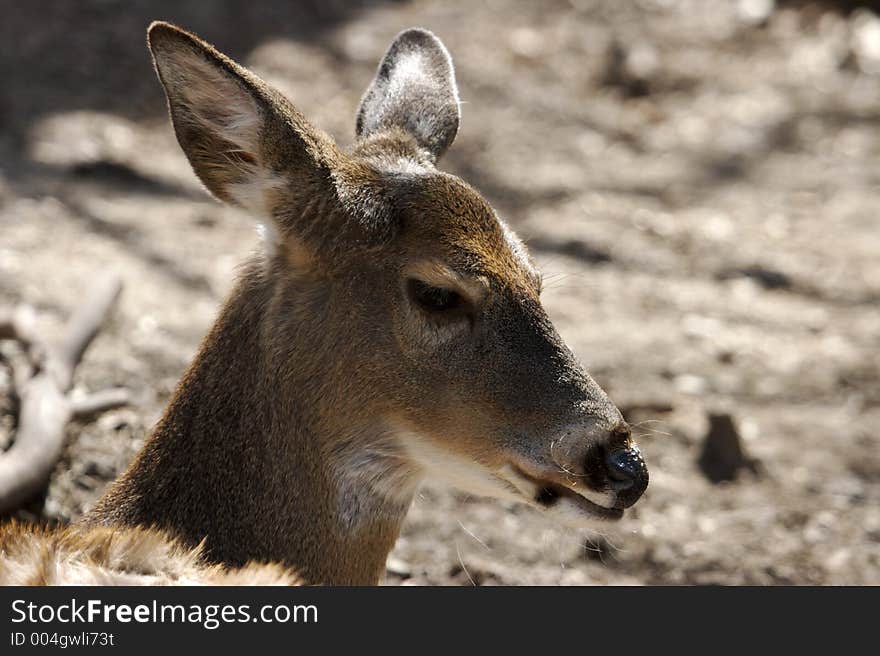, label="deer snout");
[501,419,647,524]
[592,424,648,509]
[570,421,648,509]
[604,445,648,508]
